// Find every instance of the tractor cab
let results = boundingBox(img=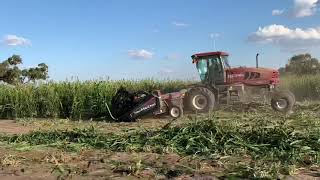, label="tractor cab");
[191,51,230,85]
